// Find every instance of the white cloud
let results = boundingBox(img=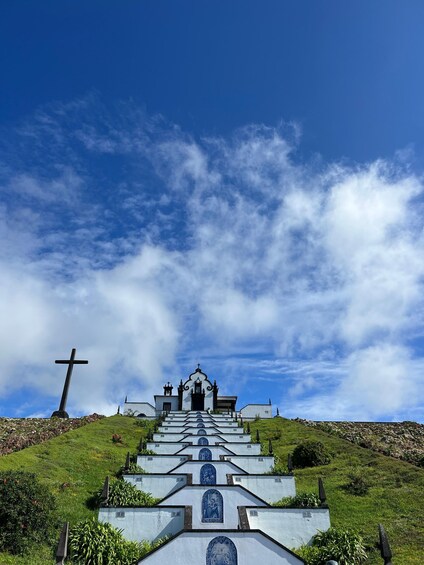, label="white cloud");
[0,100,424,420]
[341,343,417,416]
